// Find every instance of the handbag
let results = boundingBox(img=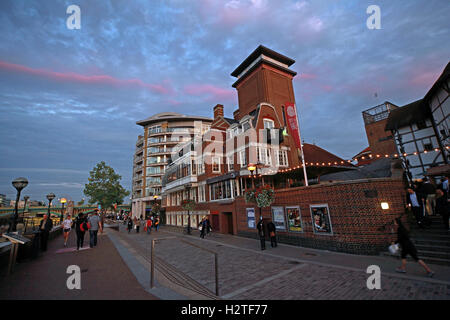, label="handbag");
[269,231,275,237]
[388,243,399,255]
